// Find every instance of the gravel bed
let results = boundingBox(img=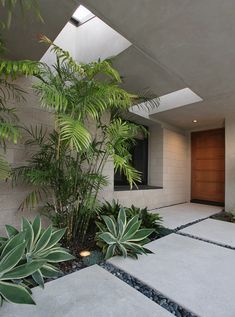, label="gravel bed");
[177,232,235,250]
[173,215,213,231]
[101,262,198,317]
